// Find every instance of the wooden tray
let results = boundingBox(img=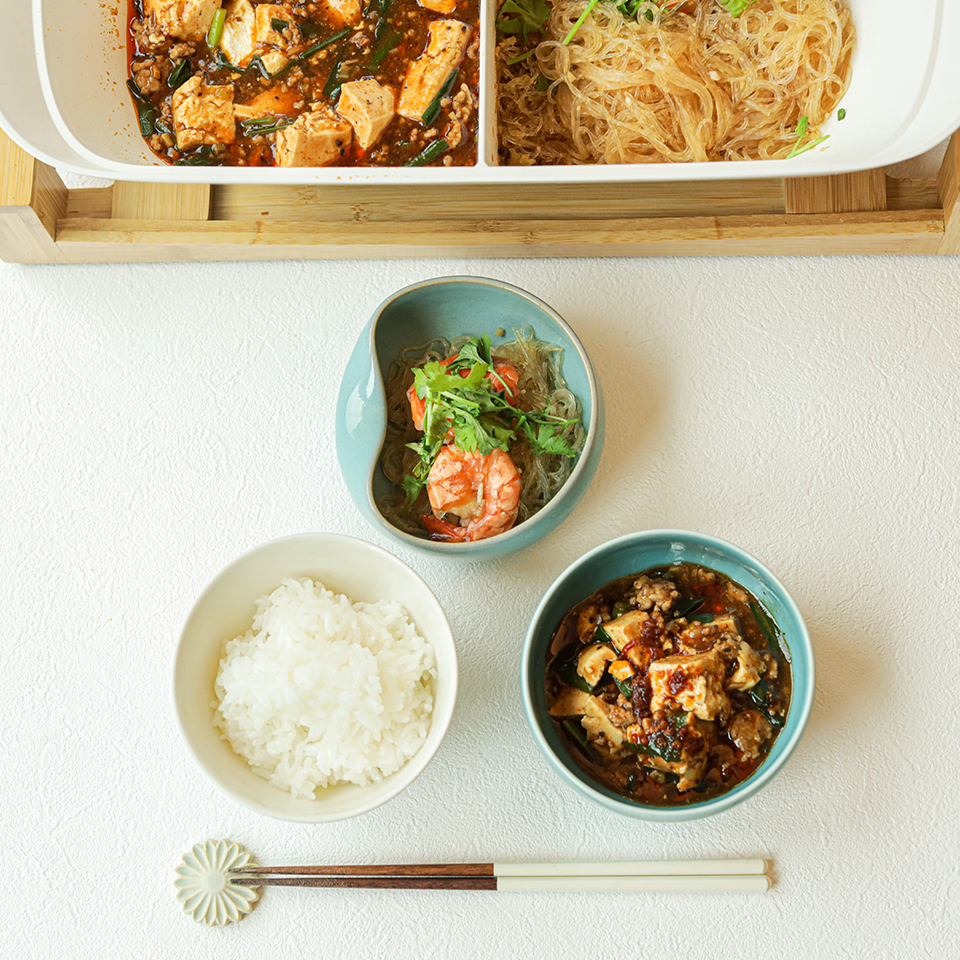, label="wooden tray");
[2,127,958,263]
